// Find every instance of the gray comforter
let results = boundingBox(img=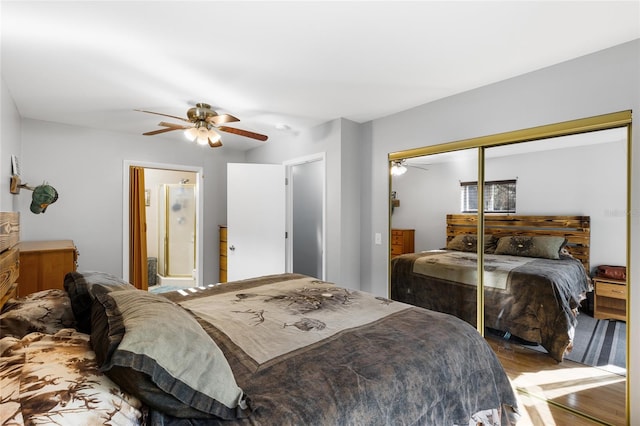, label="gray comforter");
[156,273,518,425]
[391,251,591,362]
